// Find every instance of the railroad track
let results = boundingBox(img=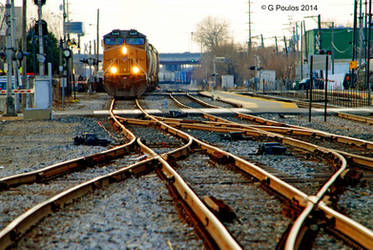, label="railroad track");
[1,92,373,249]
[115,95,373,249]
